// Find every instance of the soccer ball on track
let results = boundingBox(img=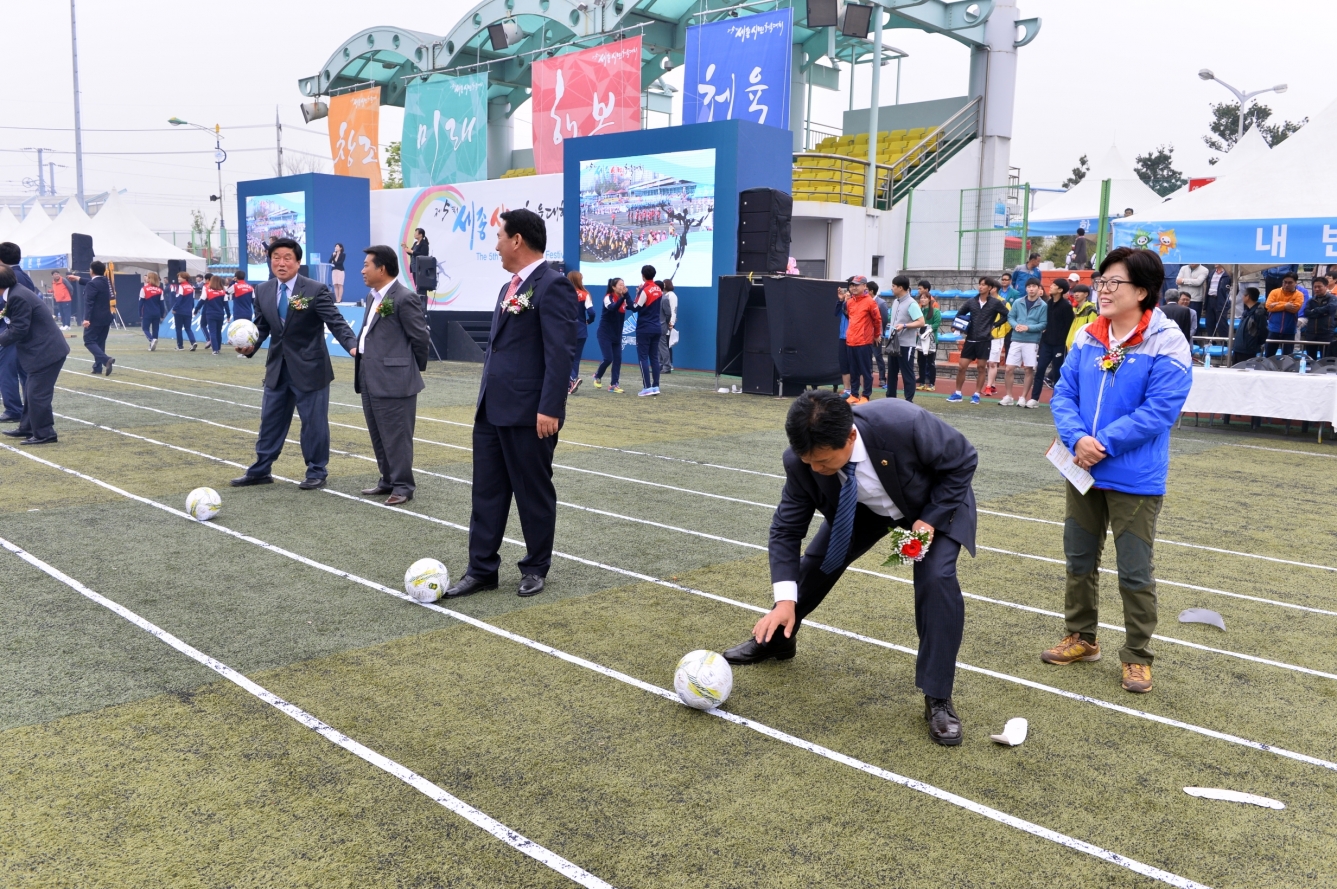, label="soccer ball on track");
[226,319,259,349]
[404,558,450,603]
[674,650,733,710]
[186,487,222,521]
